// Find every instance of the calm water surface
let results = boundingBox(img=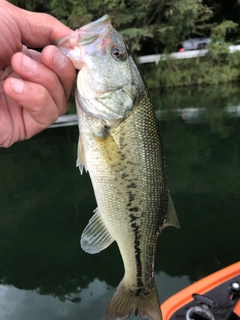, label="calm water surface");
[0,85,240,320]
